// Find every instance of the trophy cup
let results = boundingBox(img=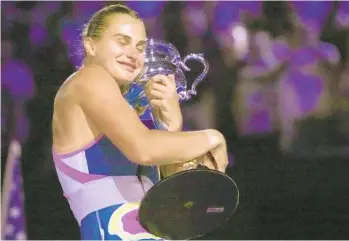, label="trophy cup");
[125,39,239,240]
[127,38,209,130]
[138,38,211,175]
